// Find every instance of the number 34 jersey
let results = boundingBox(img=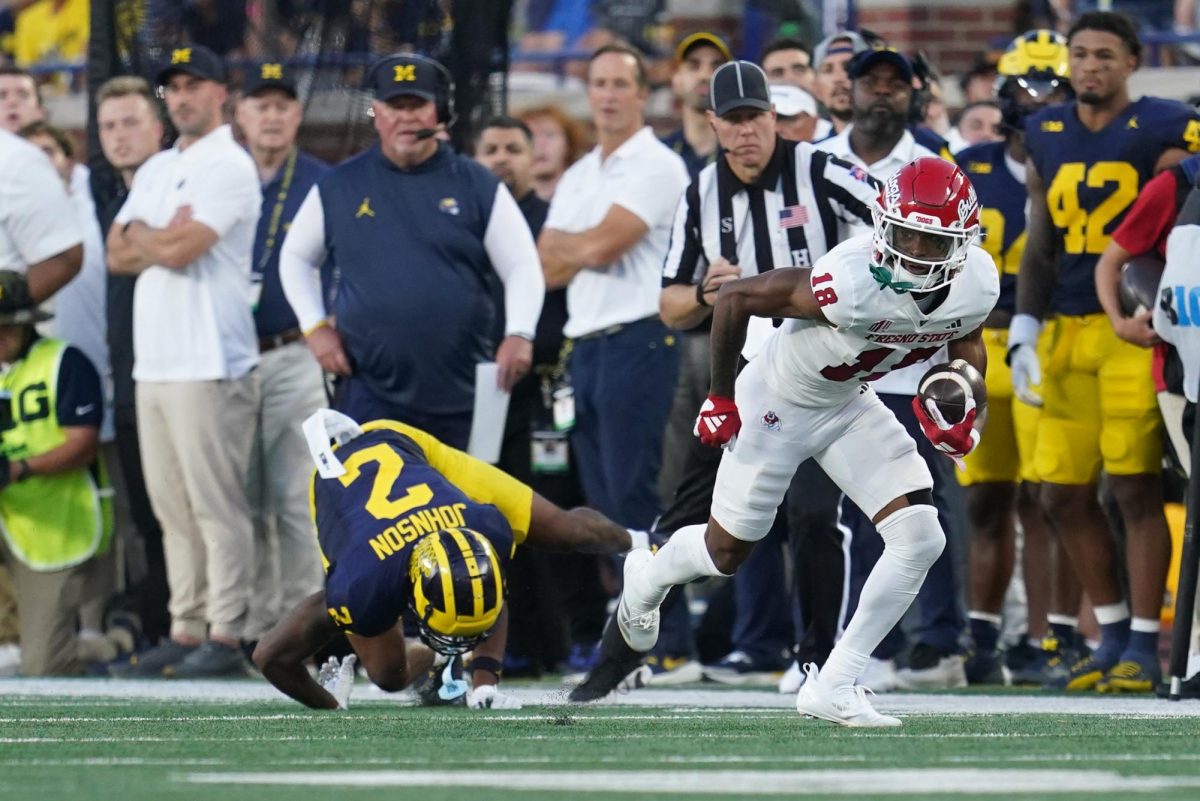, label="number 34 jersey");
[760,233,999,407]
[1025,97,1200,315]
